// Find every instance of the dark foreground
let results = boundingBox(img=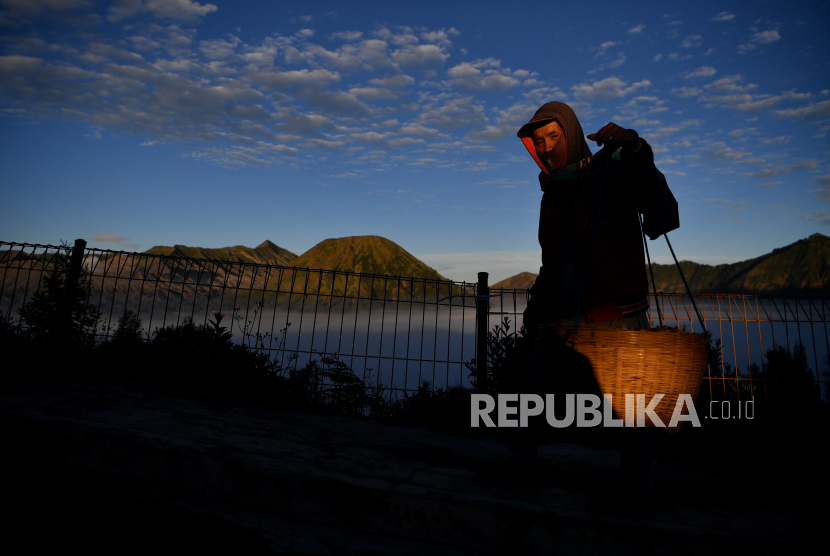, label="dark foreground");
[1,373,825,555]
